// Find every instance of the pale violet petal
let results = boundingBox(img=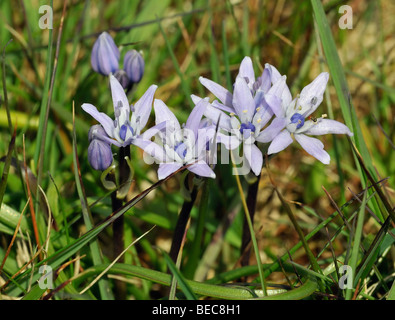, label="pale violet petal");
[265,63,282,84]
[133,84,158,129]
[216,132,241,150]
[267,130,293,154]
[263,93,283,118]
[199,76,233,107]
[298,72,329,117]
[110,75,130,124]
[204,104,232,131]
[153,99,181,130]
[267,76,292,109]
[139,122,167,140]
[82,103,115,138]
[133,137,166,163]
[243,143,263,176]
[233,77,255,121]
[212,100,235,113]
[259,67,271,93]
[302,119,353,136]
[256,118,287,143]
[294,133,330,164]
[185,98,209,139]
[158,163,183,180]
[237,56,255,85]
[187,160,216,179]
